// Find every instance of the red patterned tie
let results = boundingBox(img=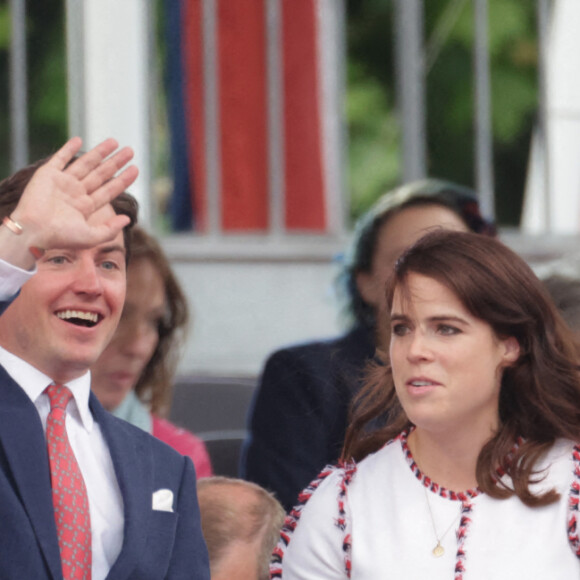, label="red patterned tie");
[45,384,92,580]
